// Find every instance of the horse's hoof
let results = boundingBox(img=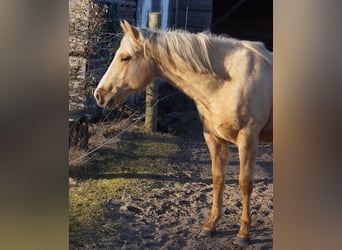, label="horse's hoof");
[233,236,250,248]
[199,228,215,237]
